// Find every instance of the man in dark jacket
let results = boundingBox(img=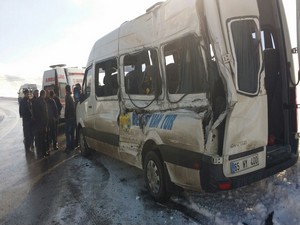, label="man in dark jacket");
[53,87,62,118]
[30,89,39,151]
[47,90,59,150]
[65,85,76,151]
[32,90,48,157]
[19,89,32,153]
